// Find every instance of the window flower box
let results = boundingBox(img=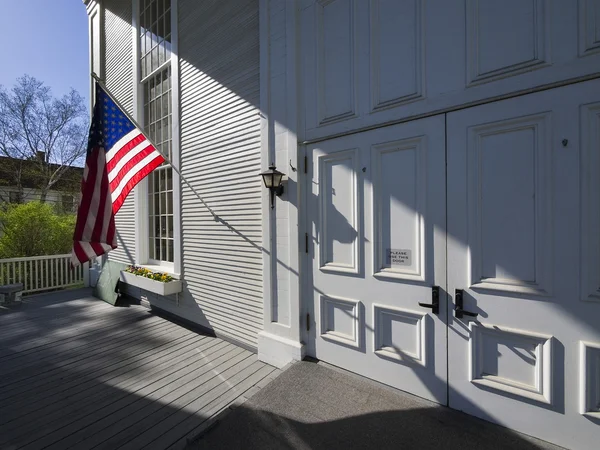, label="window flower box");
[119,268,182,296]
